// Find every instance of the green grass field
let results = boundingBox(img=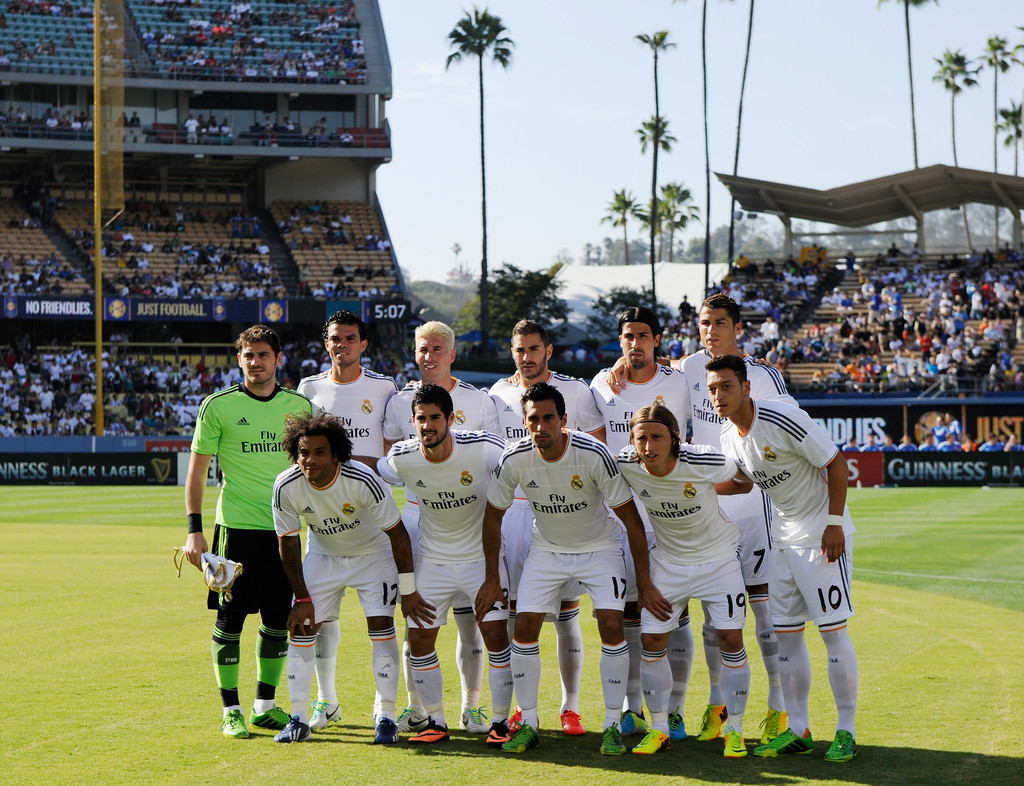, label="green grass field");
[3,486,1022,785]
